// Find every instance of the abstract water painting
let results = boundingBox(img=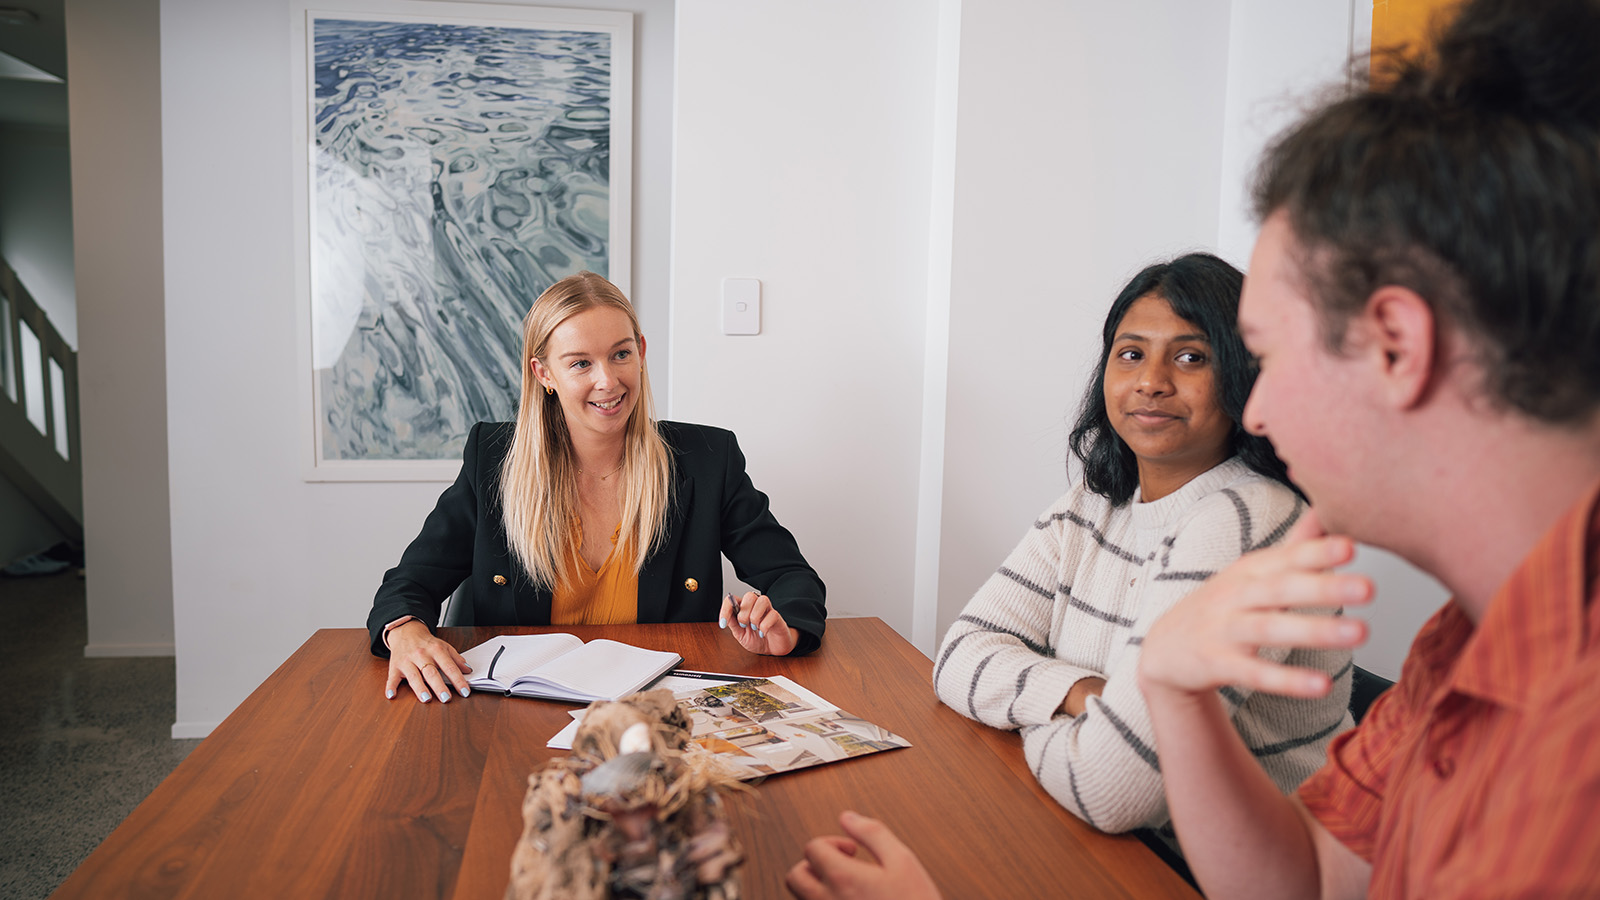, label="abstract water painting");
[305,6,630,471]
